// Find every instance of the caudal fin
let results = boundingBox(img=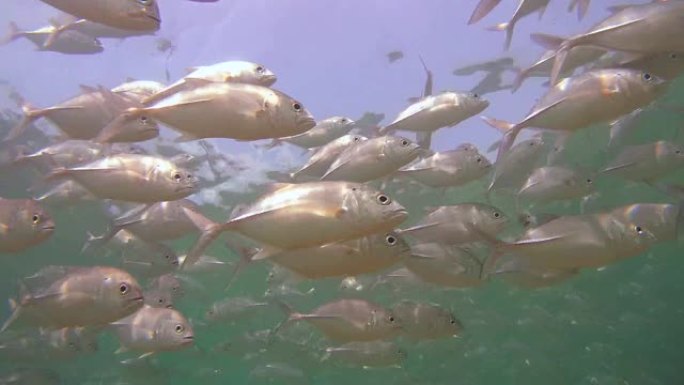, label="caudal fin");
[549,43,570,86]
[487,22,515,51]
[529,33,565,50]
[4,102,45,143]
[468,0,503,25]
[481,116,520,162]
[0,22,22,46]
[181,207,224,269]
